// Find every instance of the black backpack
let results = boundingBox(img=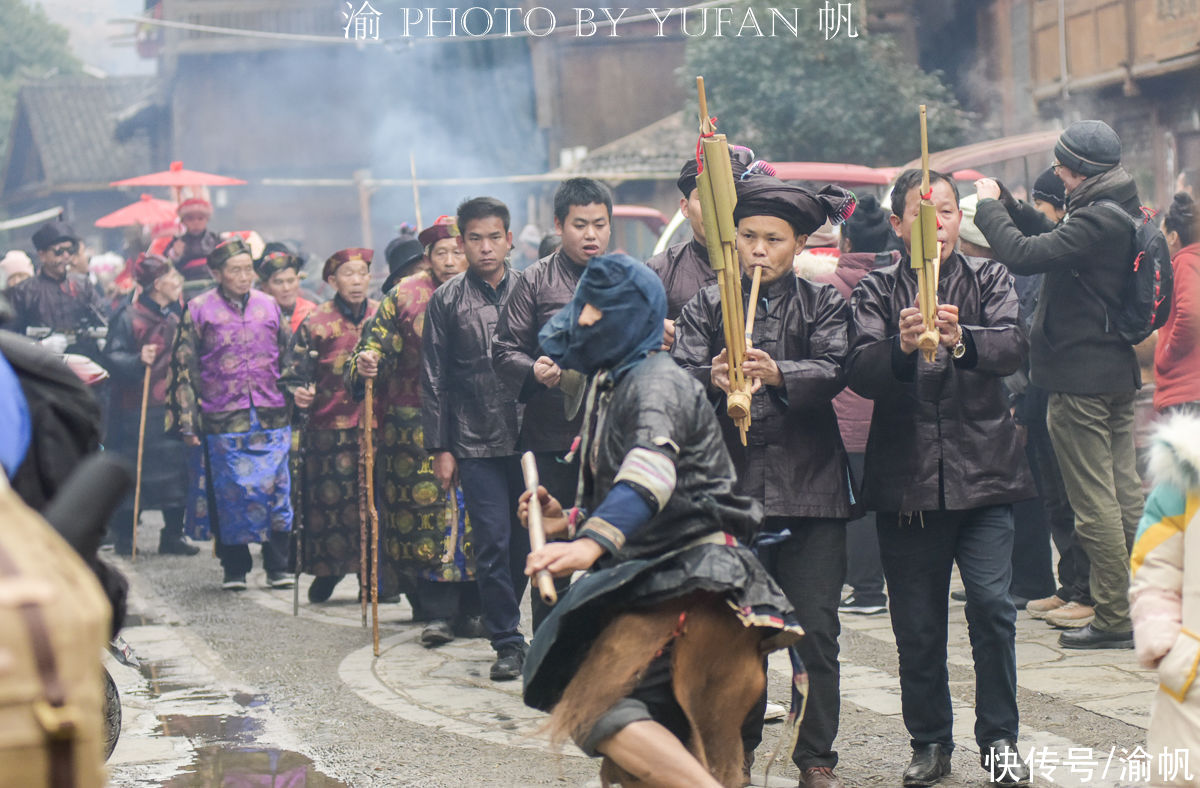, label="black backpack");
[1076,200,1173,345]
